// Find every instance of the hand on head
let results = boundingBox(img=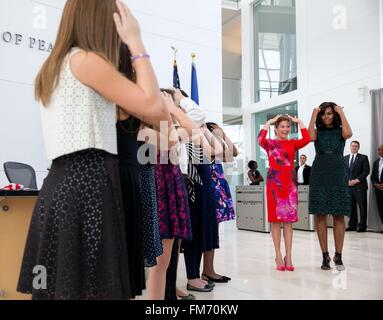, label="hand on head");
[286,114,301,124]
[171,88,185,106]
[334,105,344,114]
[161,91,177,113]
[268,114,283,125]
[113,0,142,49]
[313,107,321,116]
